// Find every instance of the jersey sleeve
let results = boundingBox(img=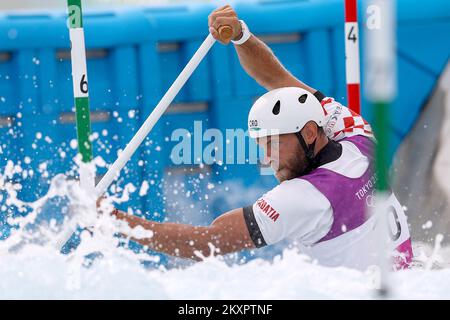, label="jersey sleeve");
[320,96,374,141]
[243,179,333,248]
